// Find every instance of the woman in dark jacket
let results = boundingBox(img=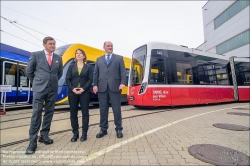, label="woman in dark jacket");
[66,48,93,142]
